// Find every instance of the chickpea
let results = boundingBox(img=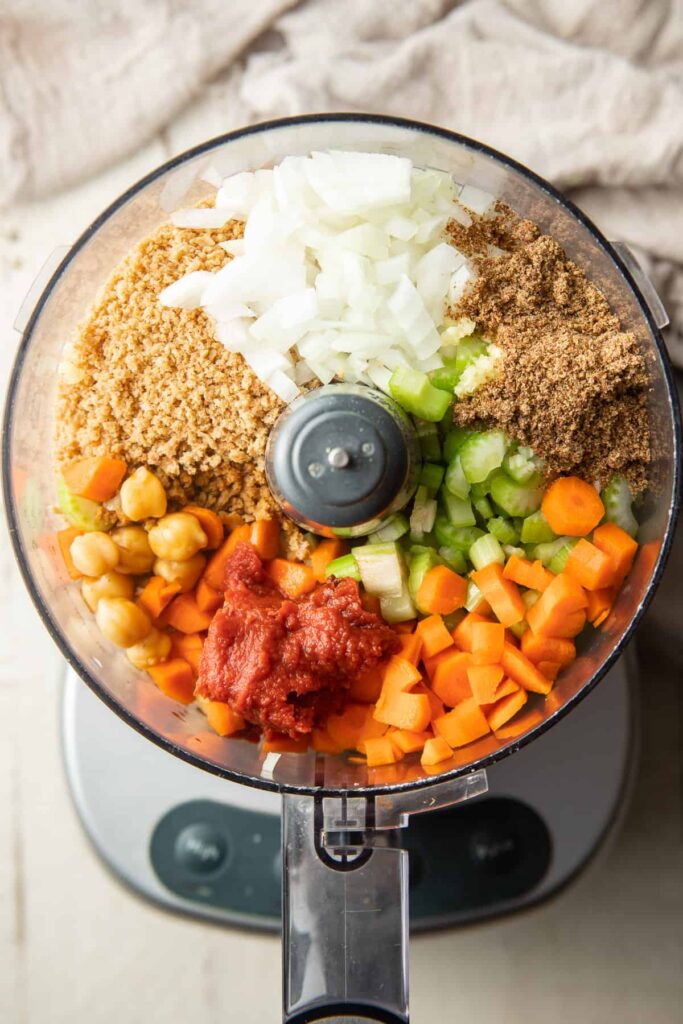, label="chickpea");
[147,513,208,561]
[70,532,119,577]
[81,571,134,612]
[126,627,172,669]
[154,553,206,593]
[95,597,151,648]
[120,467,167,521]
[111,526,155,574]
